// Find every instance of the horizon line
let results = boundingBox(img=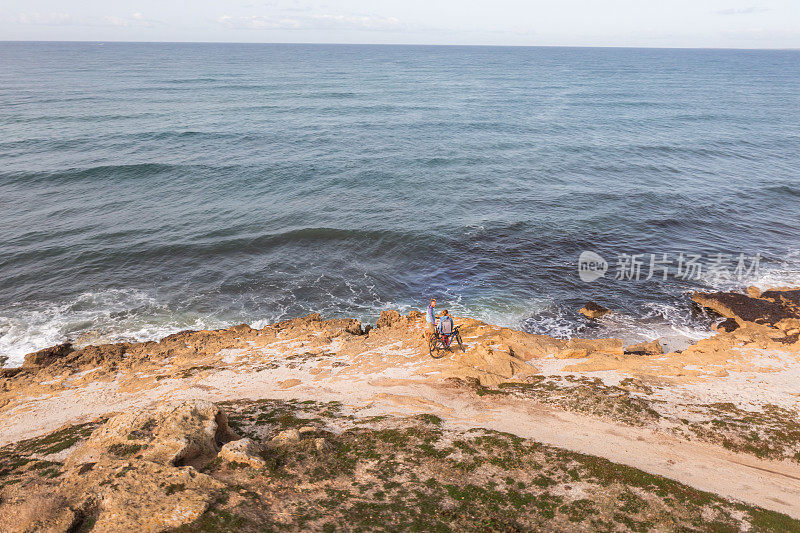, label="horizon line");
[1,39,798,52]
